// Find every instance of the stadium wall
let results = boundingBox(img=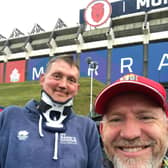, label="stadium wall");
[0,1,167,88]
